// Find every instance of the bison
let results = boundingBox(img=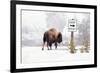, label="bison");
[42,28,62,50]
